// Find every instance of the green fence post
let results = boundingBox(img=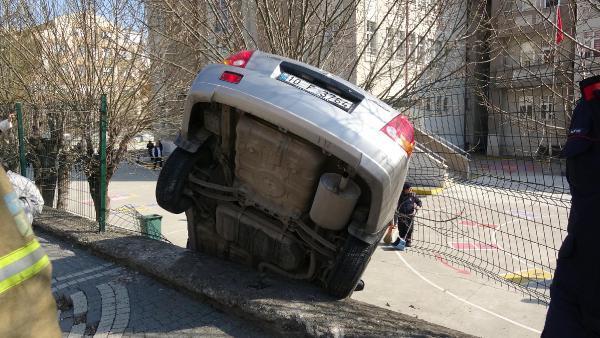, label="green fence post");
[15,102,26,176]
[99,94,108,232]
